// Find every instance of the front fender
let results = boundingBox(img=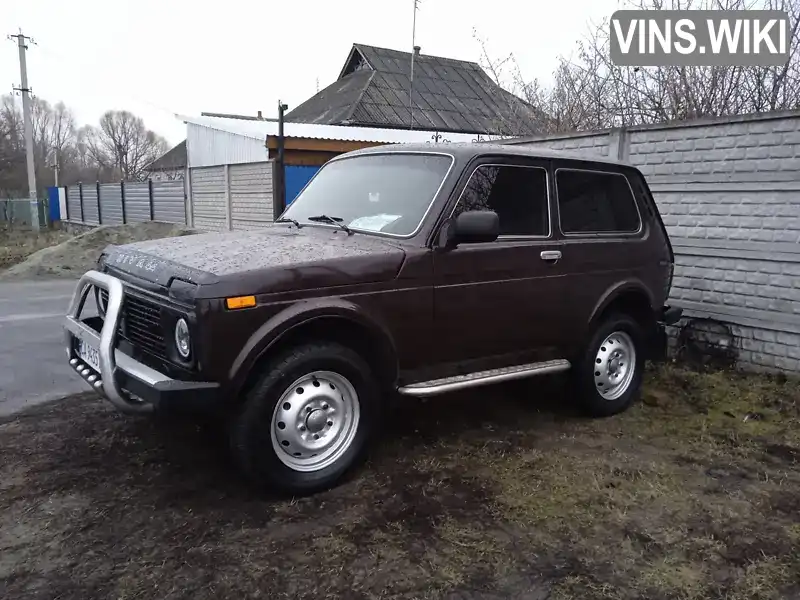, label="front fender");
[227,297,397,396]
